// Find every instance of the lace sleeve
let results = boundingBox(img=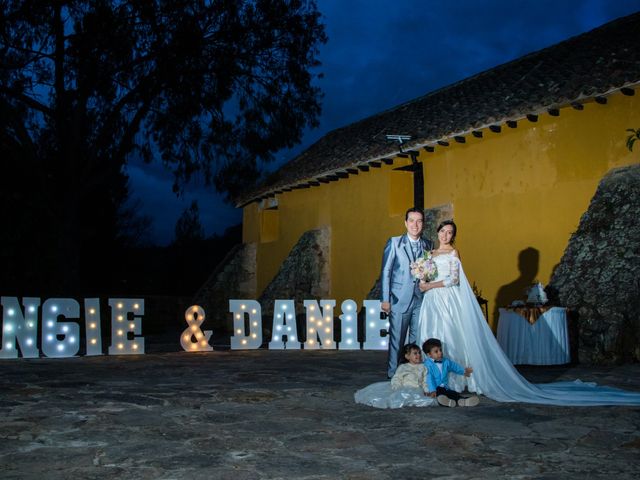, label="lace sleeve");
[443,257,460,287]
